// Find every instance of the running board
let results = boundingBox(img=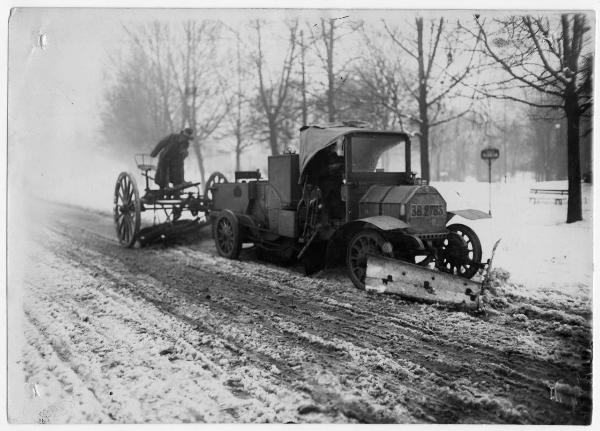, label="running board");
[365,255,481,309]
